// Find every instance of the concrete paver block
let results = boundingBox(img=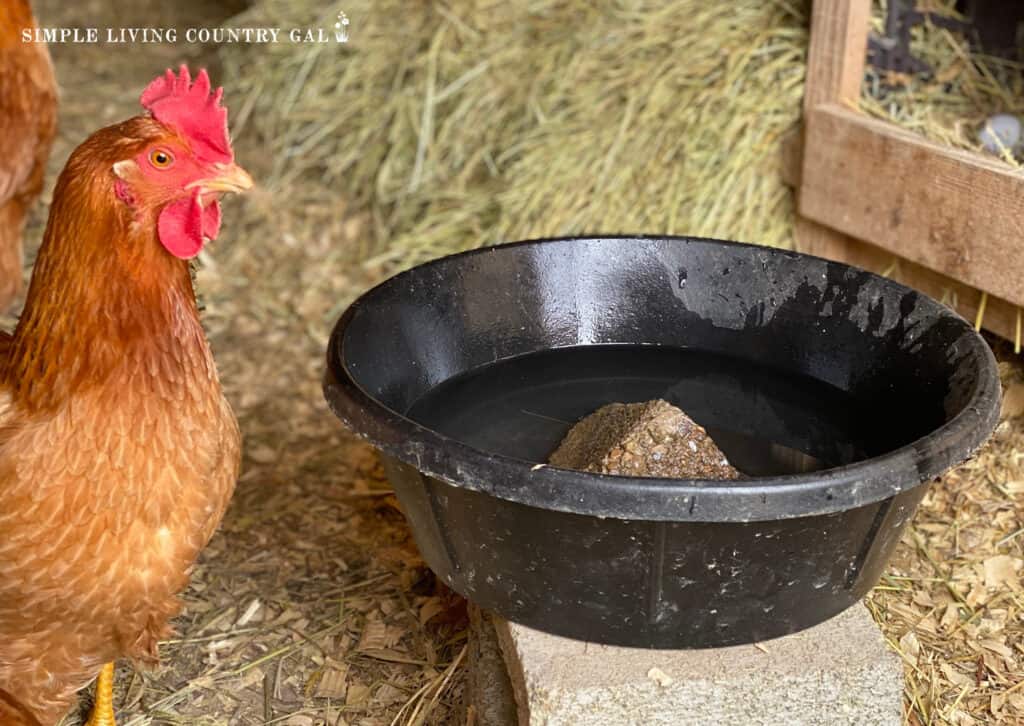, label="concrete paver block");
[468,604,903,726]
